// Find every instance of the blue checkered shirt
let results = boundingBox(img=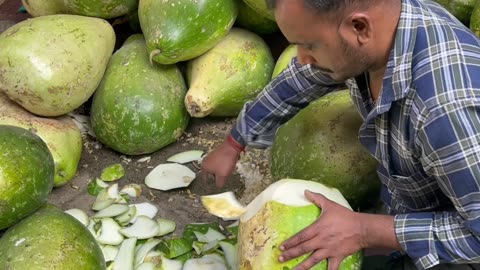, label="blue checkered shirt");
[230,0,480,268]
